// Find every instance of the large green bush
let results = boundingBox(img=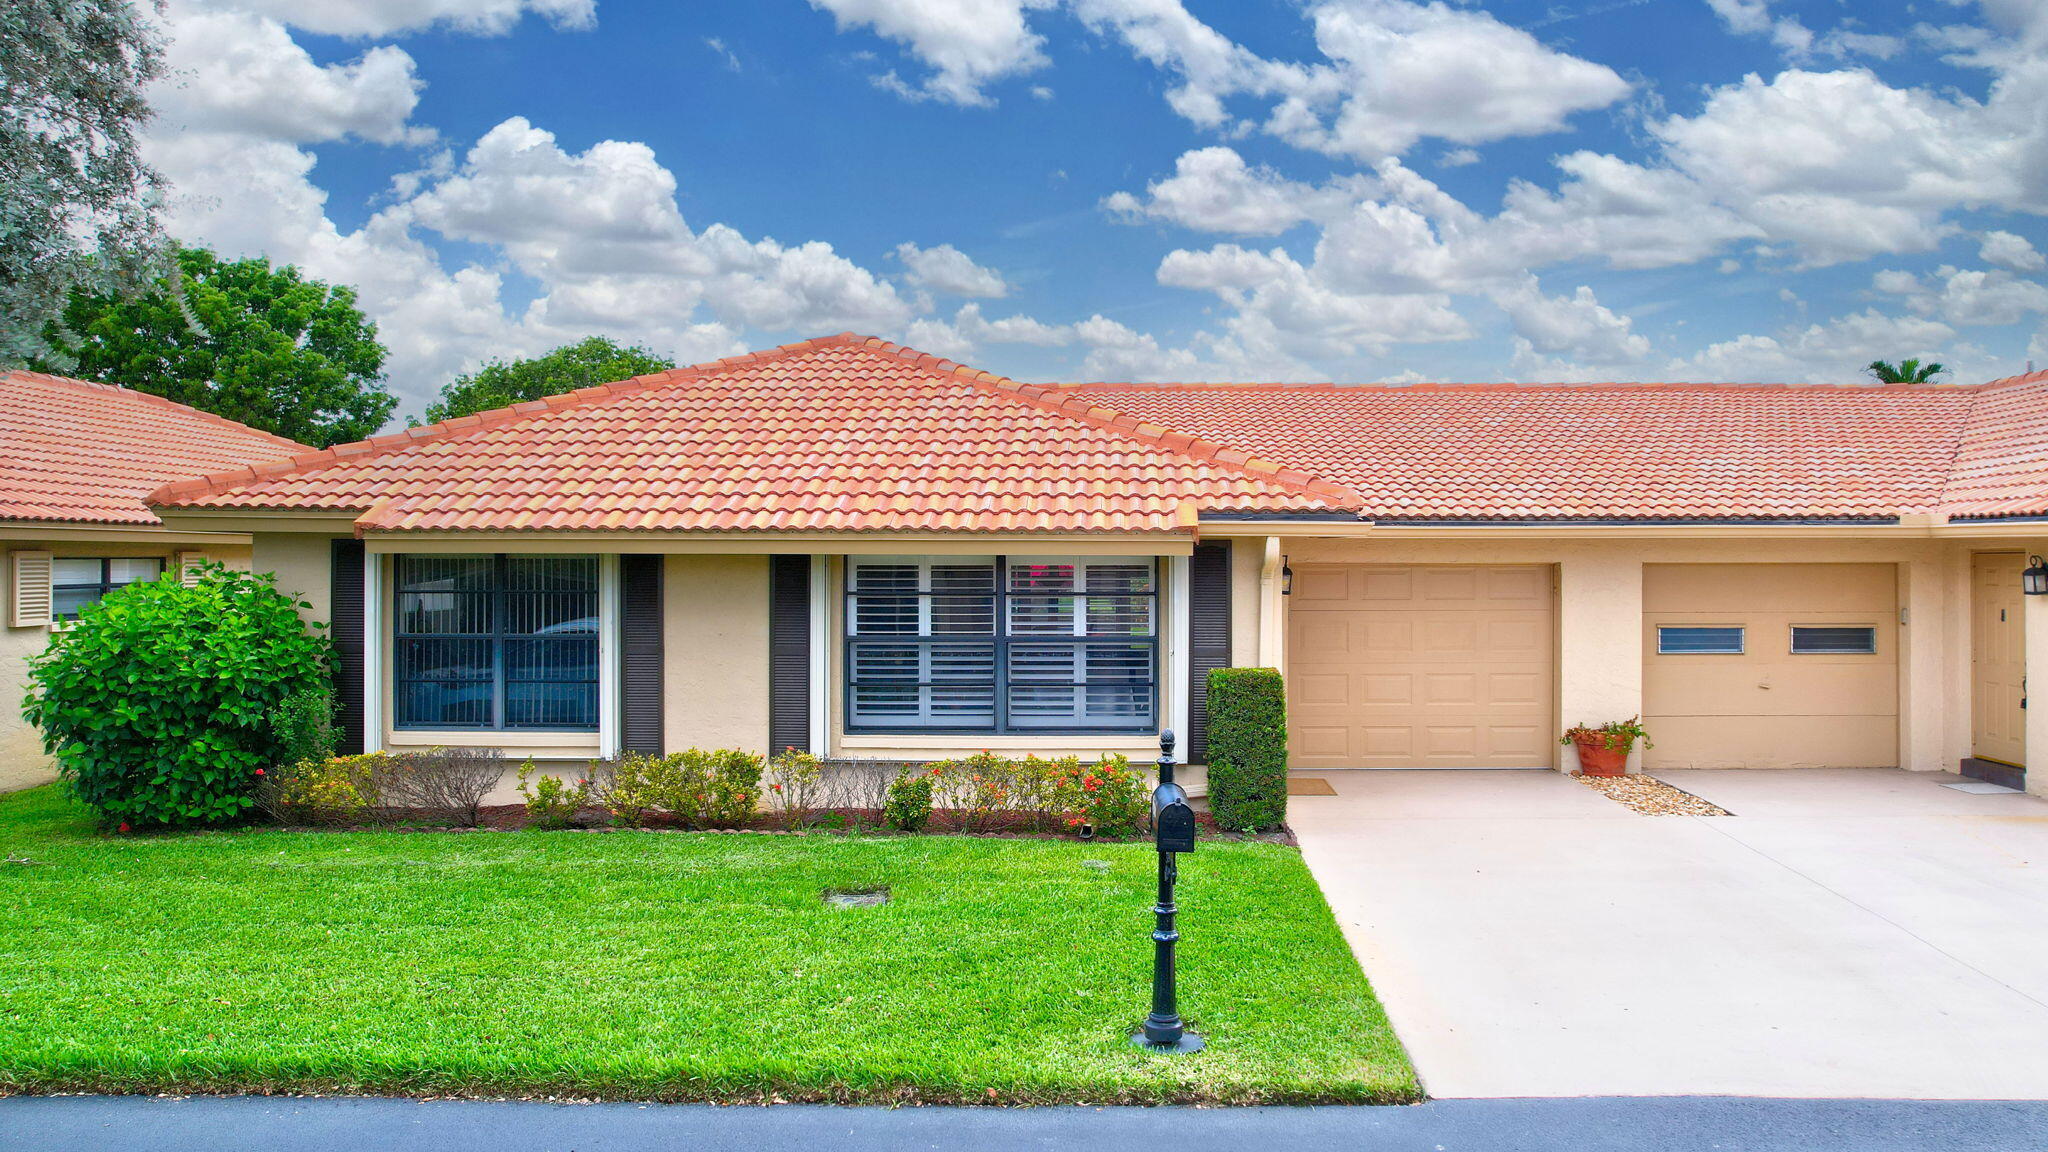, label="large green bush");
[1206,667,1289,831]
[24,563,331,828]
